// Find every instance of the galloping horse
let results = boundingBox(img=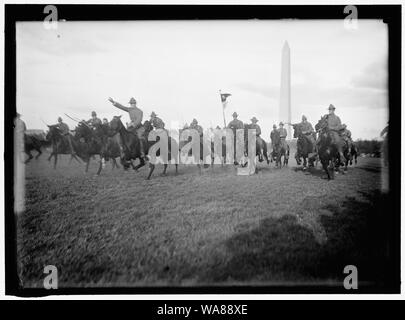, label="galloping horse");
[271,130,289,167]
[243,124,270,165]
[109,115,147,171]
[110,116,178,179]
[292,123,316,170]
[349,143,358,165]
[74,122,121,175]
[314,115,344,179]
[143,120,179,178]
[24,134,48,163]
[46,125,81,169]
